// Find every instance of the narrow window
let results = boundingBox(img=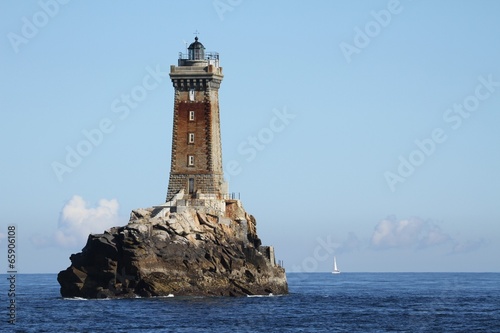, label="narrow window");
[188,133,195,143]
[188,155,195,166]
[188,178,194,194]
[189,89,195,101]
[189,111,195,121]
